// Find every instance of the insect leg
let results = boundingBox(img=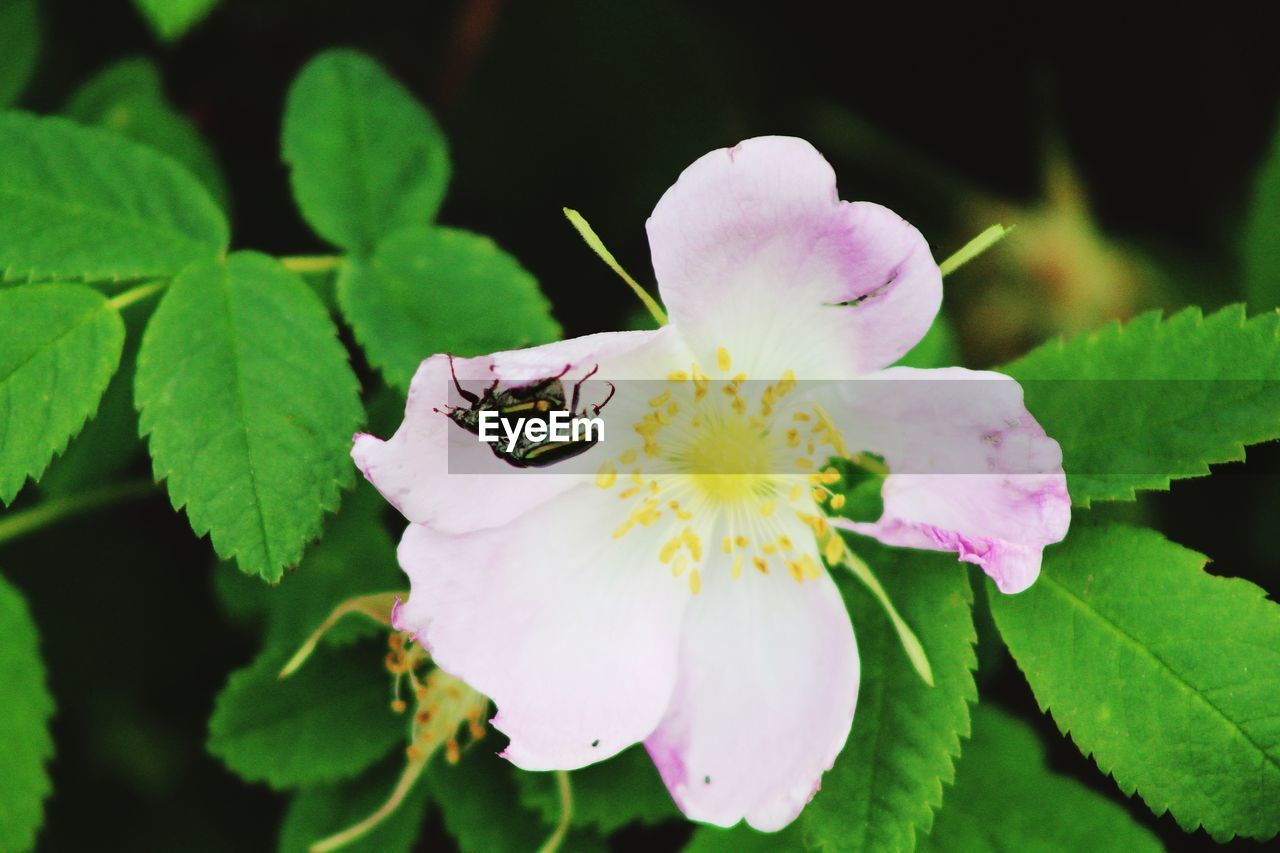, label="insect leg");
[571,364,601,413]
[447,354,480,405]
[591,382,616,415]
